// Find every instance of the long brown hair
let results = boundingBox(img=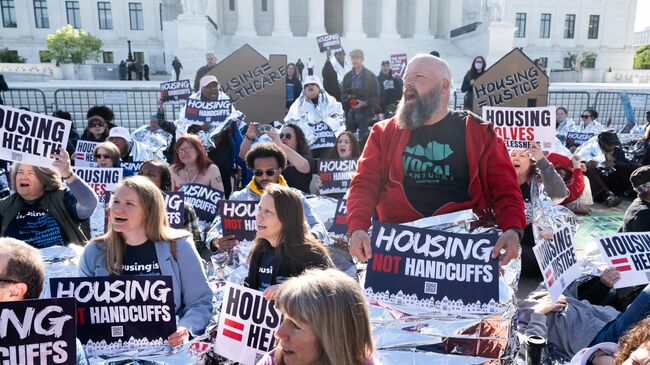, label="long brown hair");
[172,134,214,175]
[93,176,189,275]
[248,184,331,267]
[331,131,361,159]
[273,269,375,365]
